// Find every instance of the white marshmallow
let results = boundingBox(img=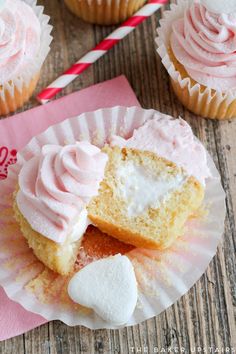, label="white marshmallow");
[201,0,236,14]
[68,255,138,325]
